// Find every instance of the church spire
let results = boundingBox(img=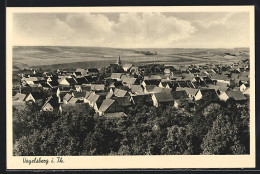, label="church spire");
[117,55,122,66]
